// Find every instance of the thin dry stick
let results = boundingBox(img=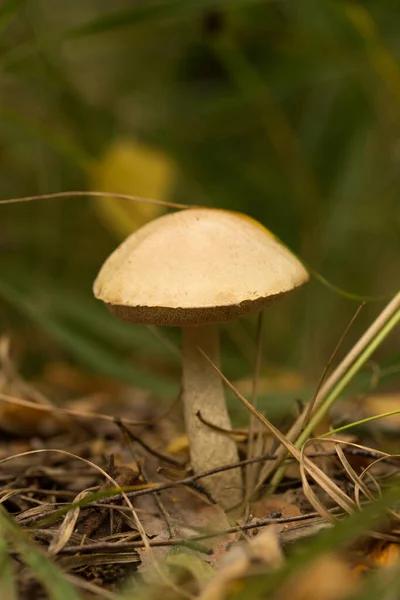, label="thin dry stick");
[196,412,267,440]
[0,390,181,427]
[58,511,331,555]
[20,446,386,525]
[0,451,195,600]
[255,290,400,492]
[0,449,146,532]
[115,419,183,467]
[117,421,176,538]
[0,190,194,210]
